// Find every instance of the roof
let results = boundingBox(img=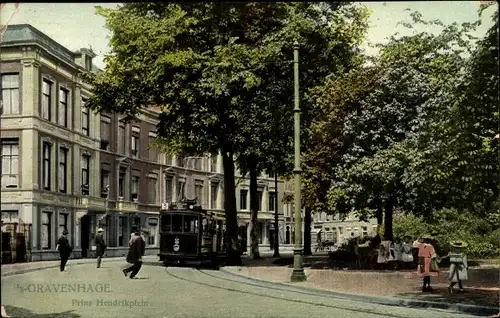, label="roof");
[2,24,101,72]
